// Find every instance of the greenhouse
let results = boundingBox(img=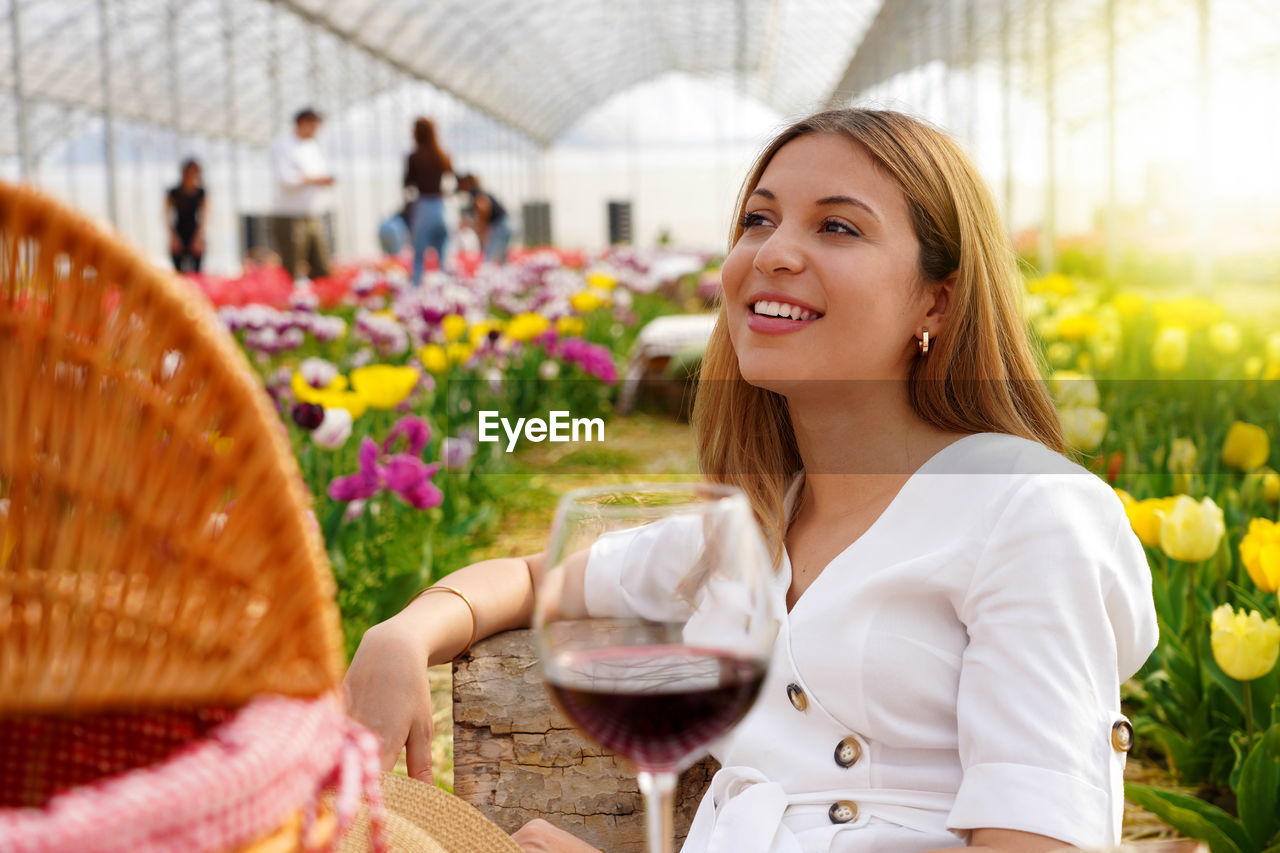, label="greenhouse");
[4,0,1280,851]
